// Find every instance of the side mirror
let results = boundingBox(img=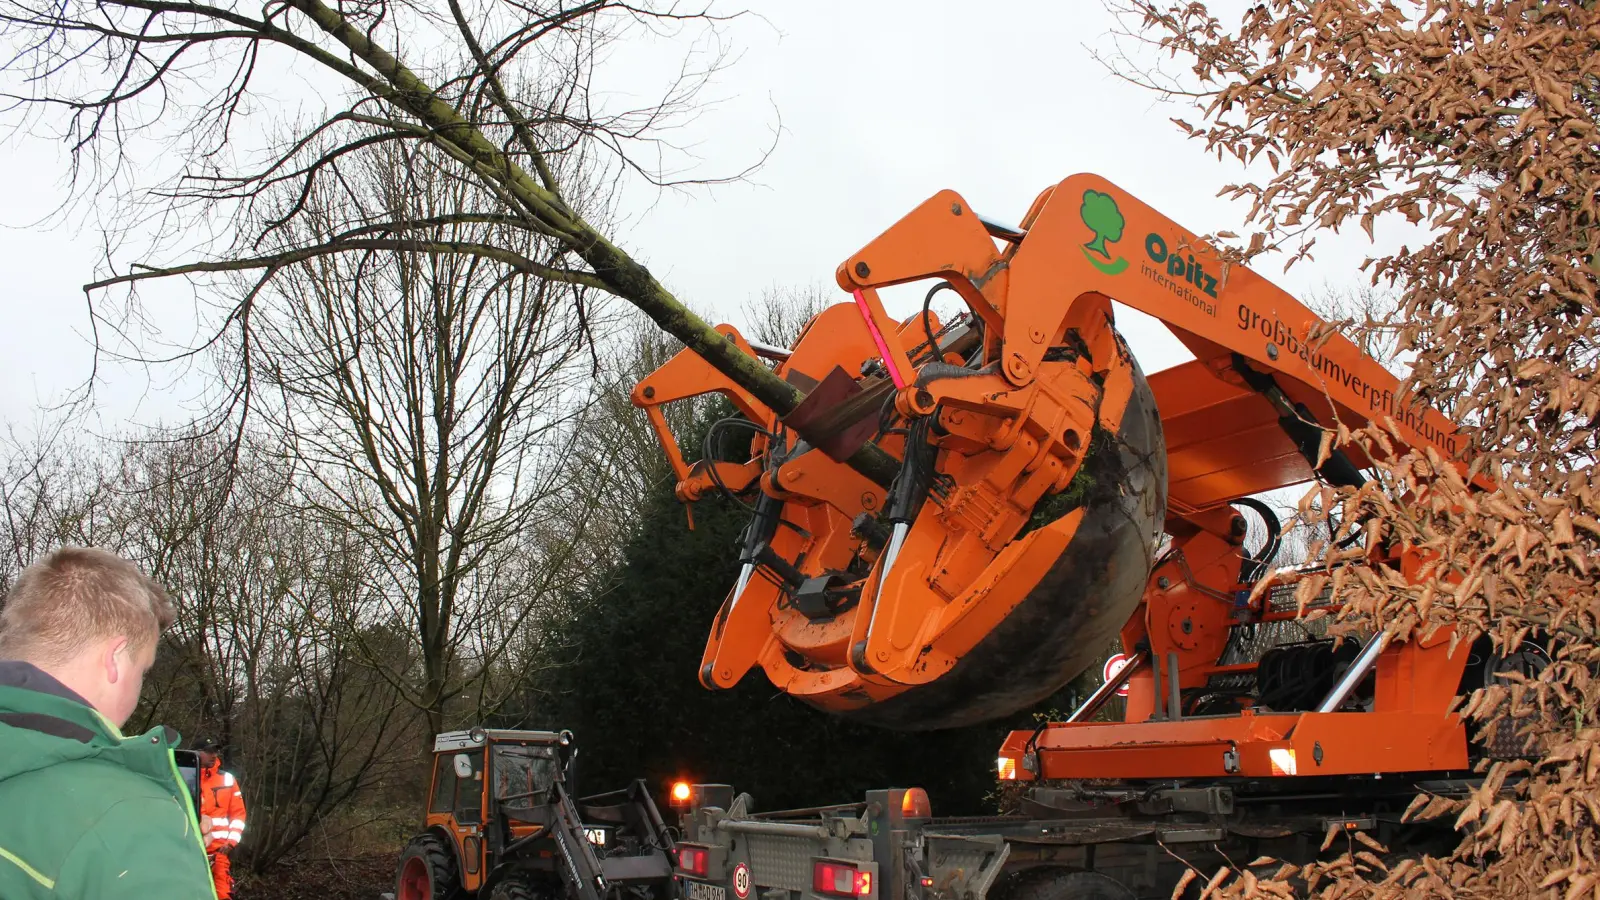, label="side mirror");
[453,753,474,779]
